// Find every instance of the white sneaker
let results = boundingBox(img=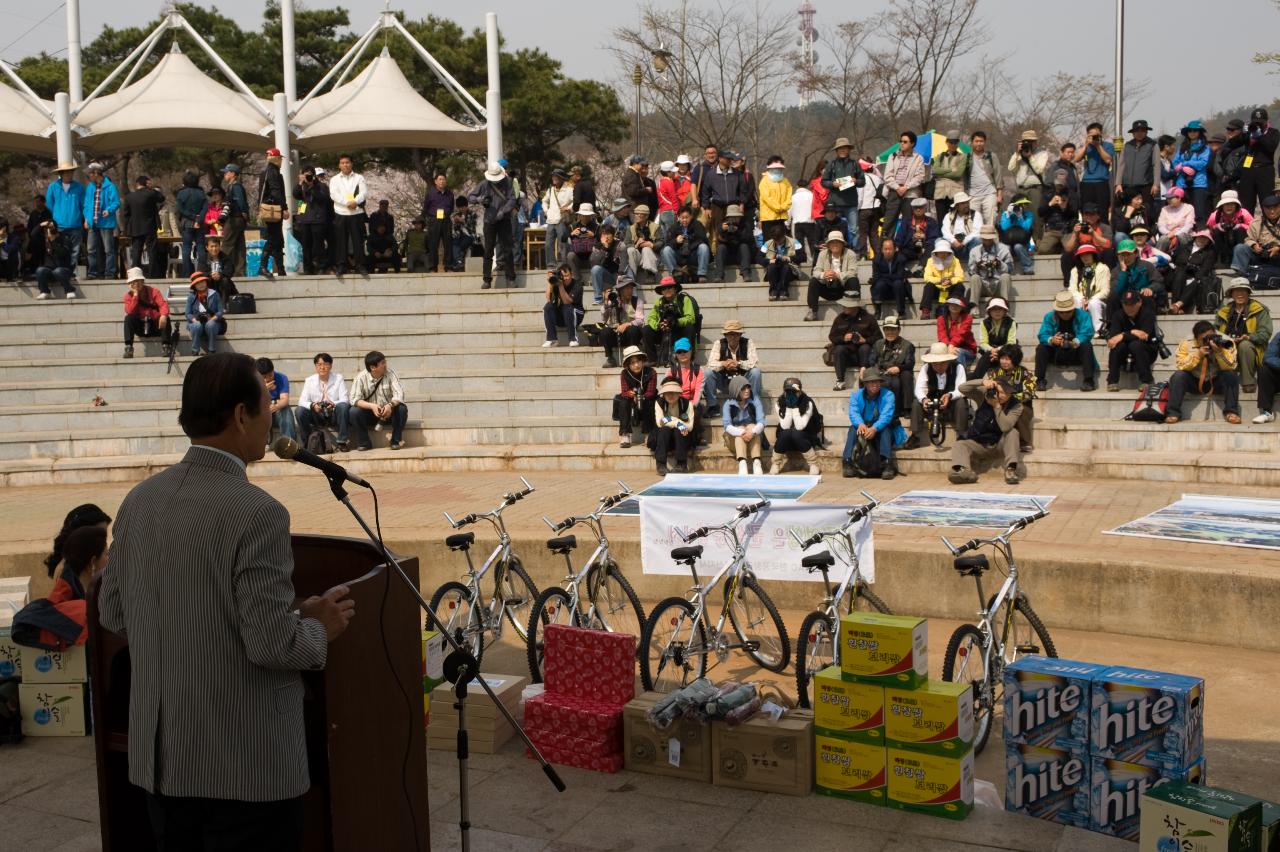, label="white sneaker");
[36,292,50,300]
[737,459,748,475]
[751,459,764,476]
[541,340,556,348]
[1253,411,1276,424]
[569,339,580,347]
[65,291,78,300]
